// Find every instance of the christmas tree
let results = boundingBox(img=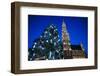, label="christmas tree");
[28,24,63,61]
